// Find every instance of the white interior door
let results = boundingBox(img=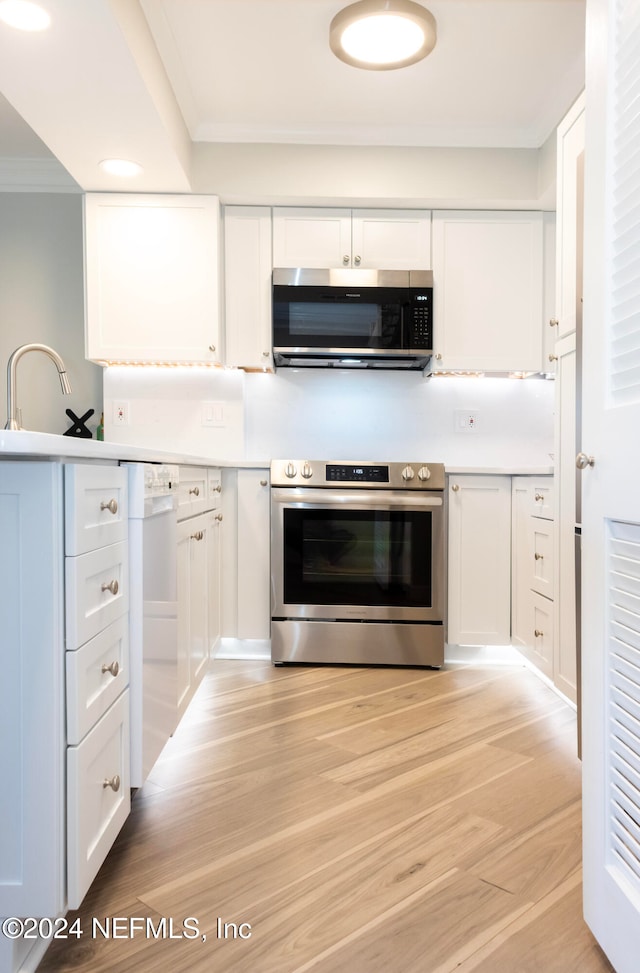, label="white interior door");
[582,0,640,968]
